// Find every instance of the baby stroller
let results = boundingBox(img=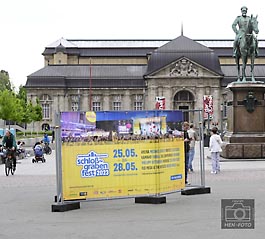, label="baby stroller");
[32,144,46,163]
